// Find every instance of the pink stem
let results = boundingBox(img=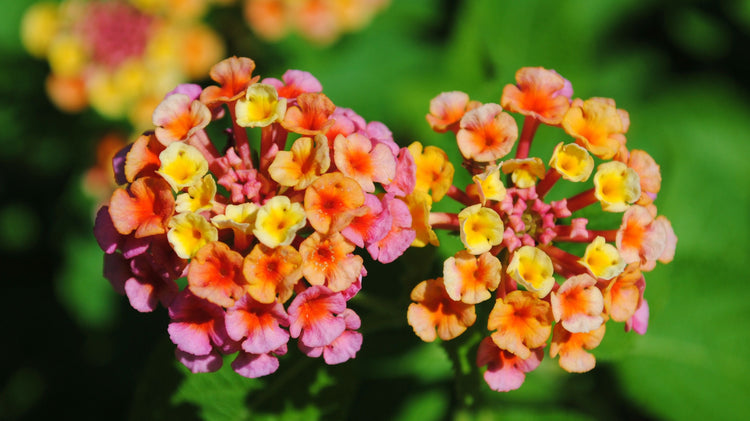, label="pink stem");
[429,212,459,231]
[446,185,474,207]
[515,116,540,159]
[566,188,598,213]
[188,130,226,176]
